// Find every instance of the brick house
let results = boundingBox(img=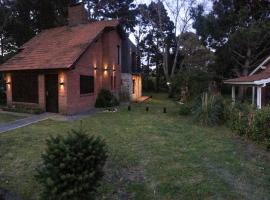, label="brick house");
[0,2,142,114]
